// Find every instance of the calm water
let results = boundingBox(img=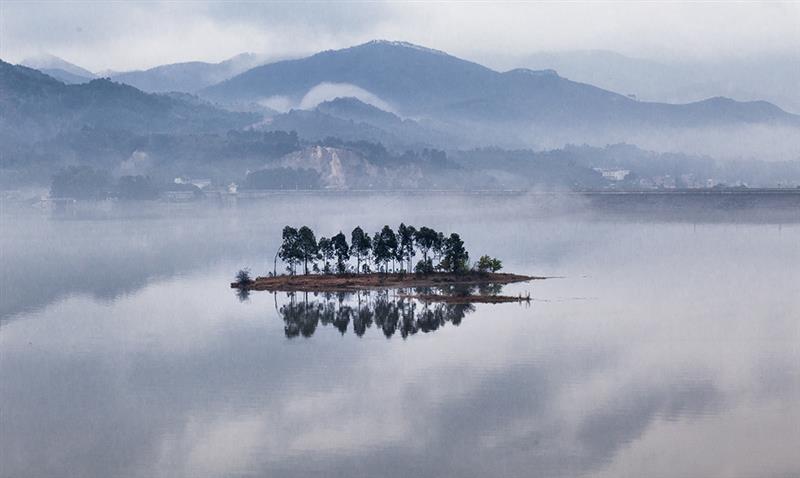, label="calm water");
[1,194,799,478]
